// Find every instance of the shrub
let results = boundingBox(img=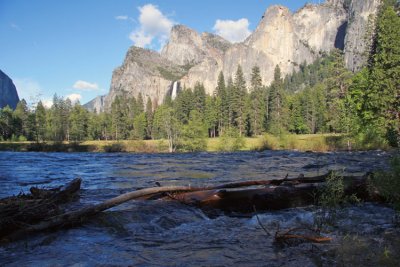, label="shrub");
[257,134,279,150]
[217,128,245,151]
[371,156,400,211]
[104,143,126,153]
